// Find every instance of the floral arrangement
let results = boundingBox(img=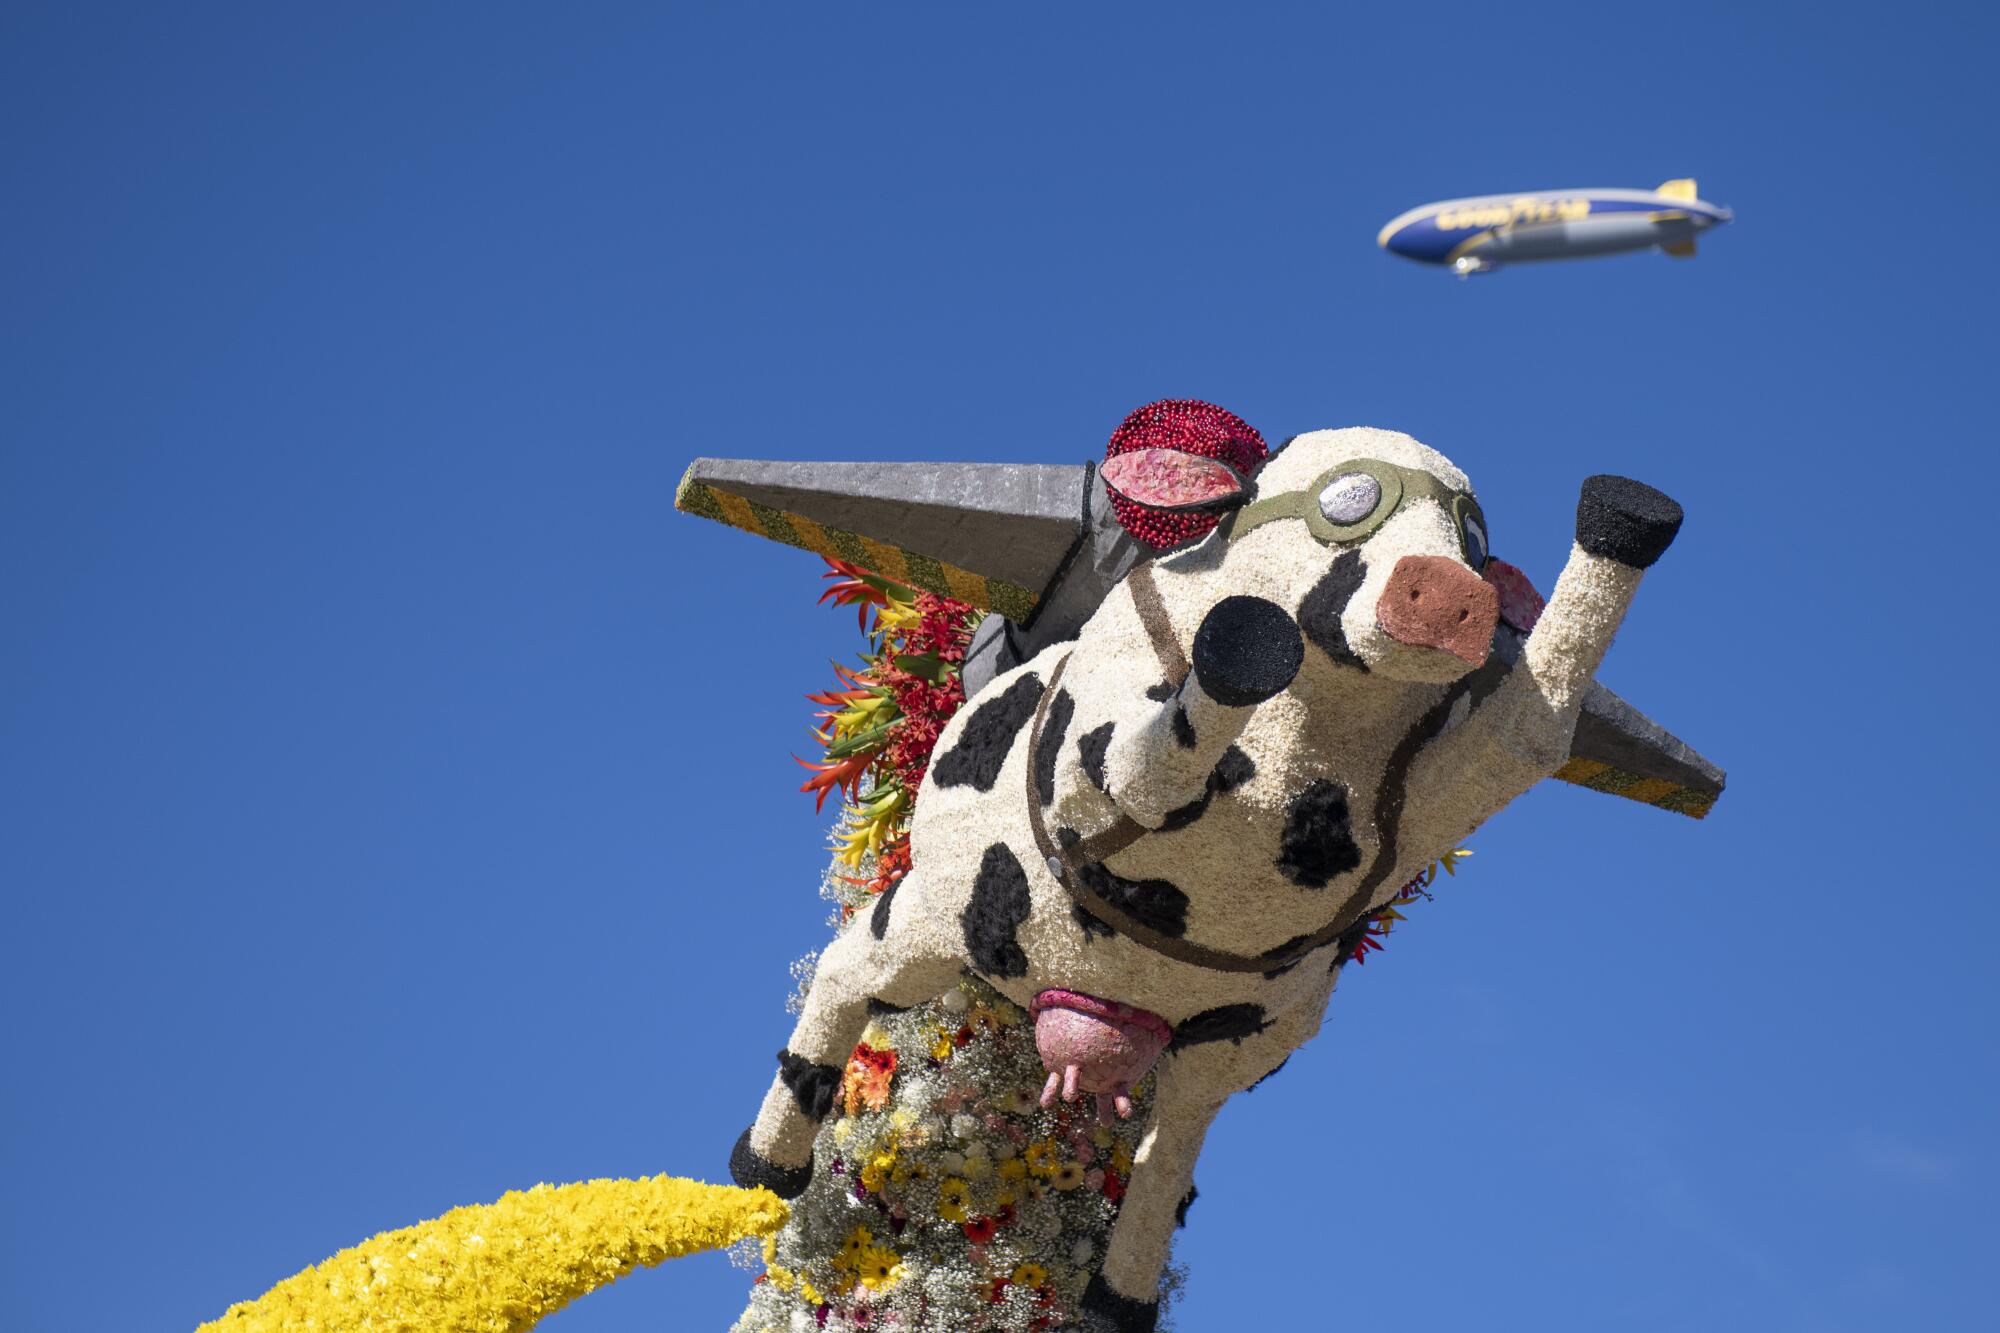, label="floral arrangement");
[795,560,982,901]
[733,561,1471,1332]
[199,1175,788,1332]
[734,972,1155,1332]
